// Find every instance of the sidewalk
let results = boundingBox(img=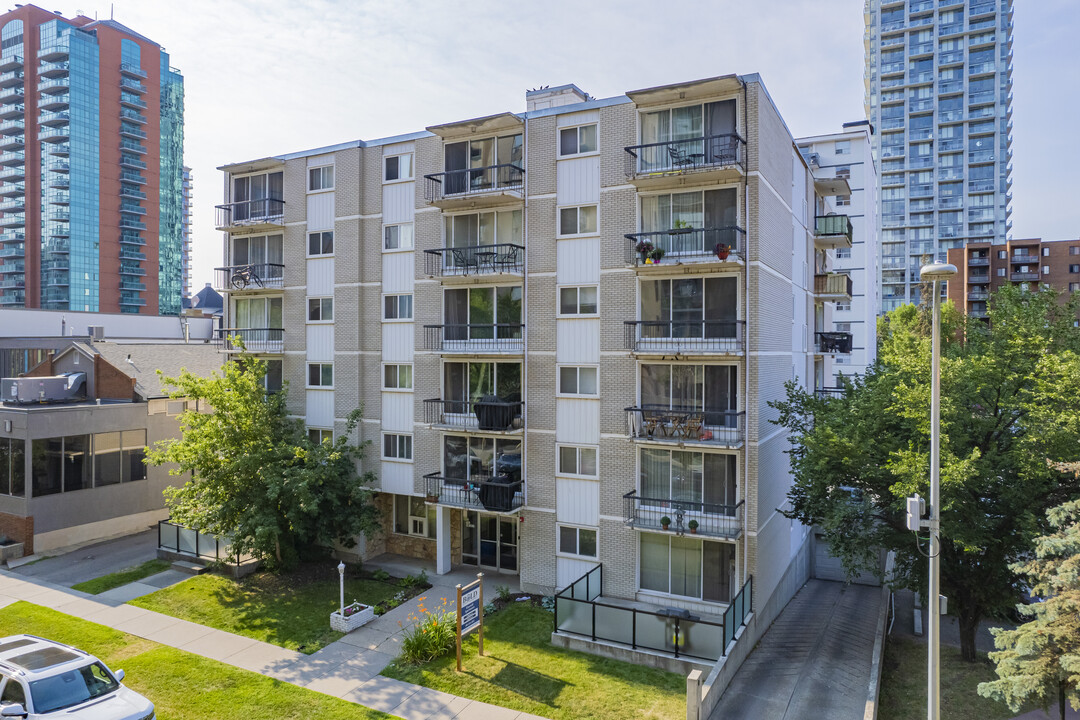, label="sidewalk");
[0,568,542,720]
